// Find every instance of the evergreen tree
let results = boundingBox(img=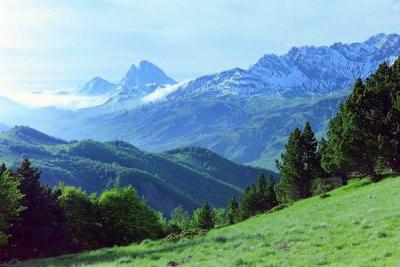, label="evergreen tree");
[354,71,386,179]
[0,163,7,176]
[265,174,278,209]
[302,122,323,178]
[196,202,214,230]
[2,159,68,260]
[322,77,383,181]
[239,185,257,220]
[254,172,267,212]
[321,113,349,185]
[227,197,239,225]
[276,128,308,203]
[377,59,400,172]
[321,60,400,180]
